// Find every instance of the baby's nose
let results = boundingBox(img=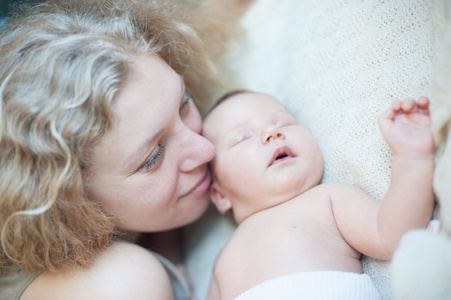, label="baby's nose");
[261,126,284,144]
